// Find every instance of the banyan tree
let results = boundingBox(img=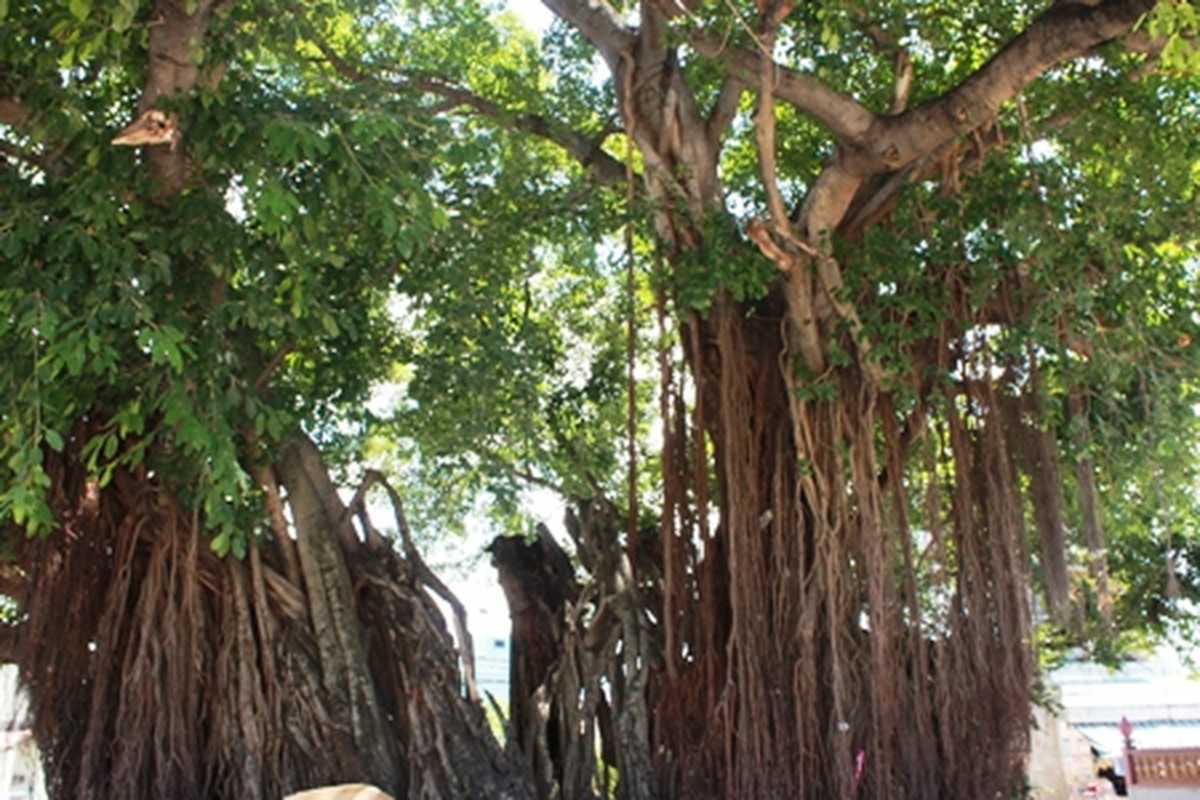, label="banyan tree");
[1,0,1198,798]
